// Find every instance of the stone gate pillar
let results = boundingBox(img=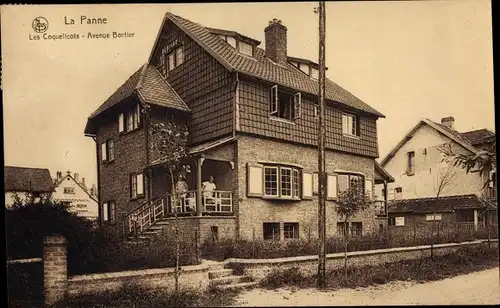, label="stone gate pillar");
[43,235,67,306]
